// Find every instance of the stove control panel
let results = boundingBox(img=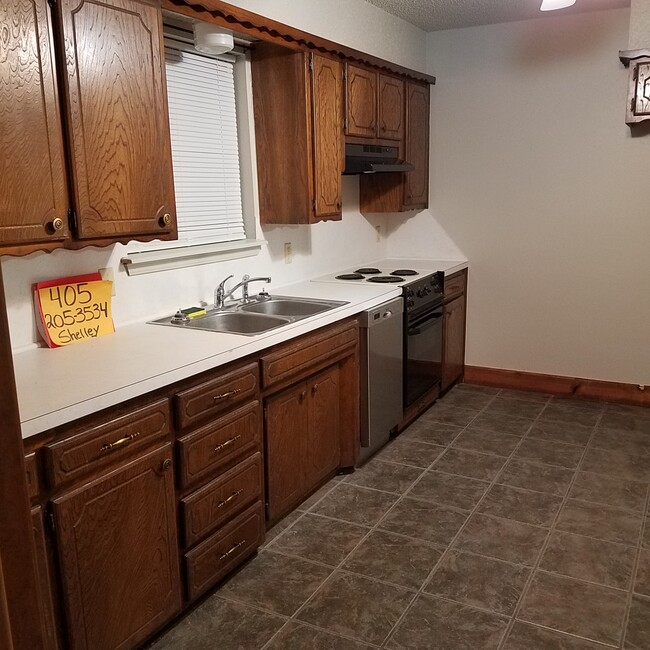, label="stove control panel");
[403,272,443,313]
